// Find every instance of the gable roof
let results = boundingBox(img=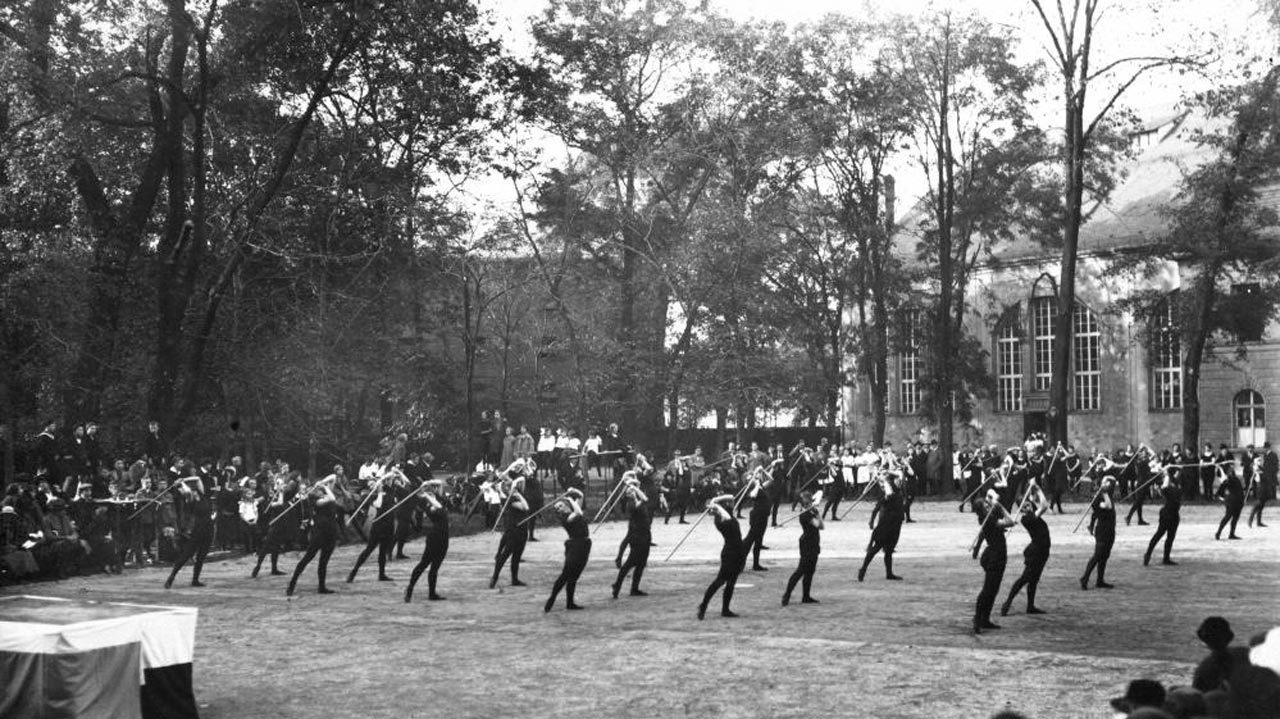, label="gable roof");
[894,108,1223,266]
